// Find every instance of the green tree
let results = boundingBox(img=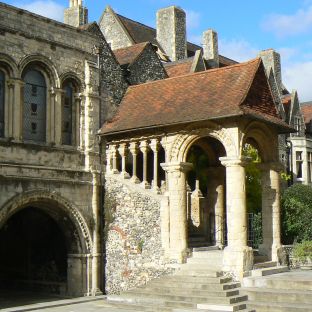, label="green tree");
[281,183,312,244]
[243,144,262,213]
